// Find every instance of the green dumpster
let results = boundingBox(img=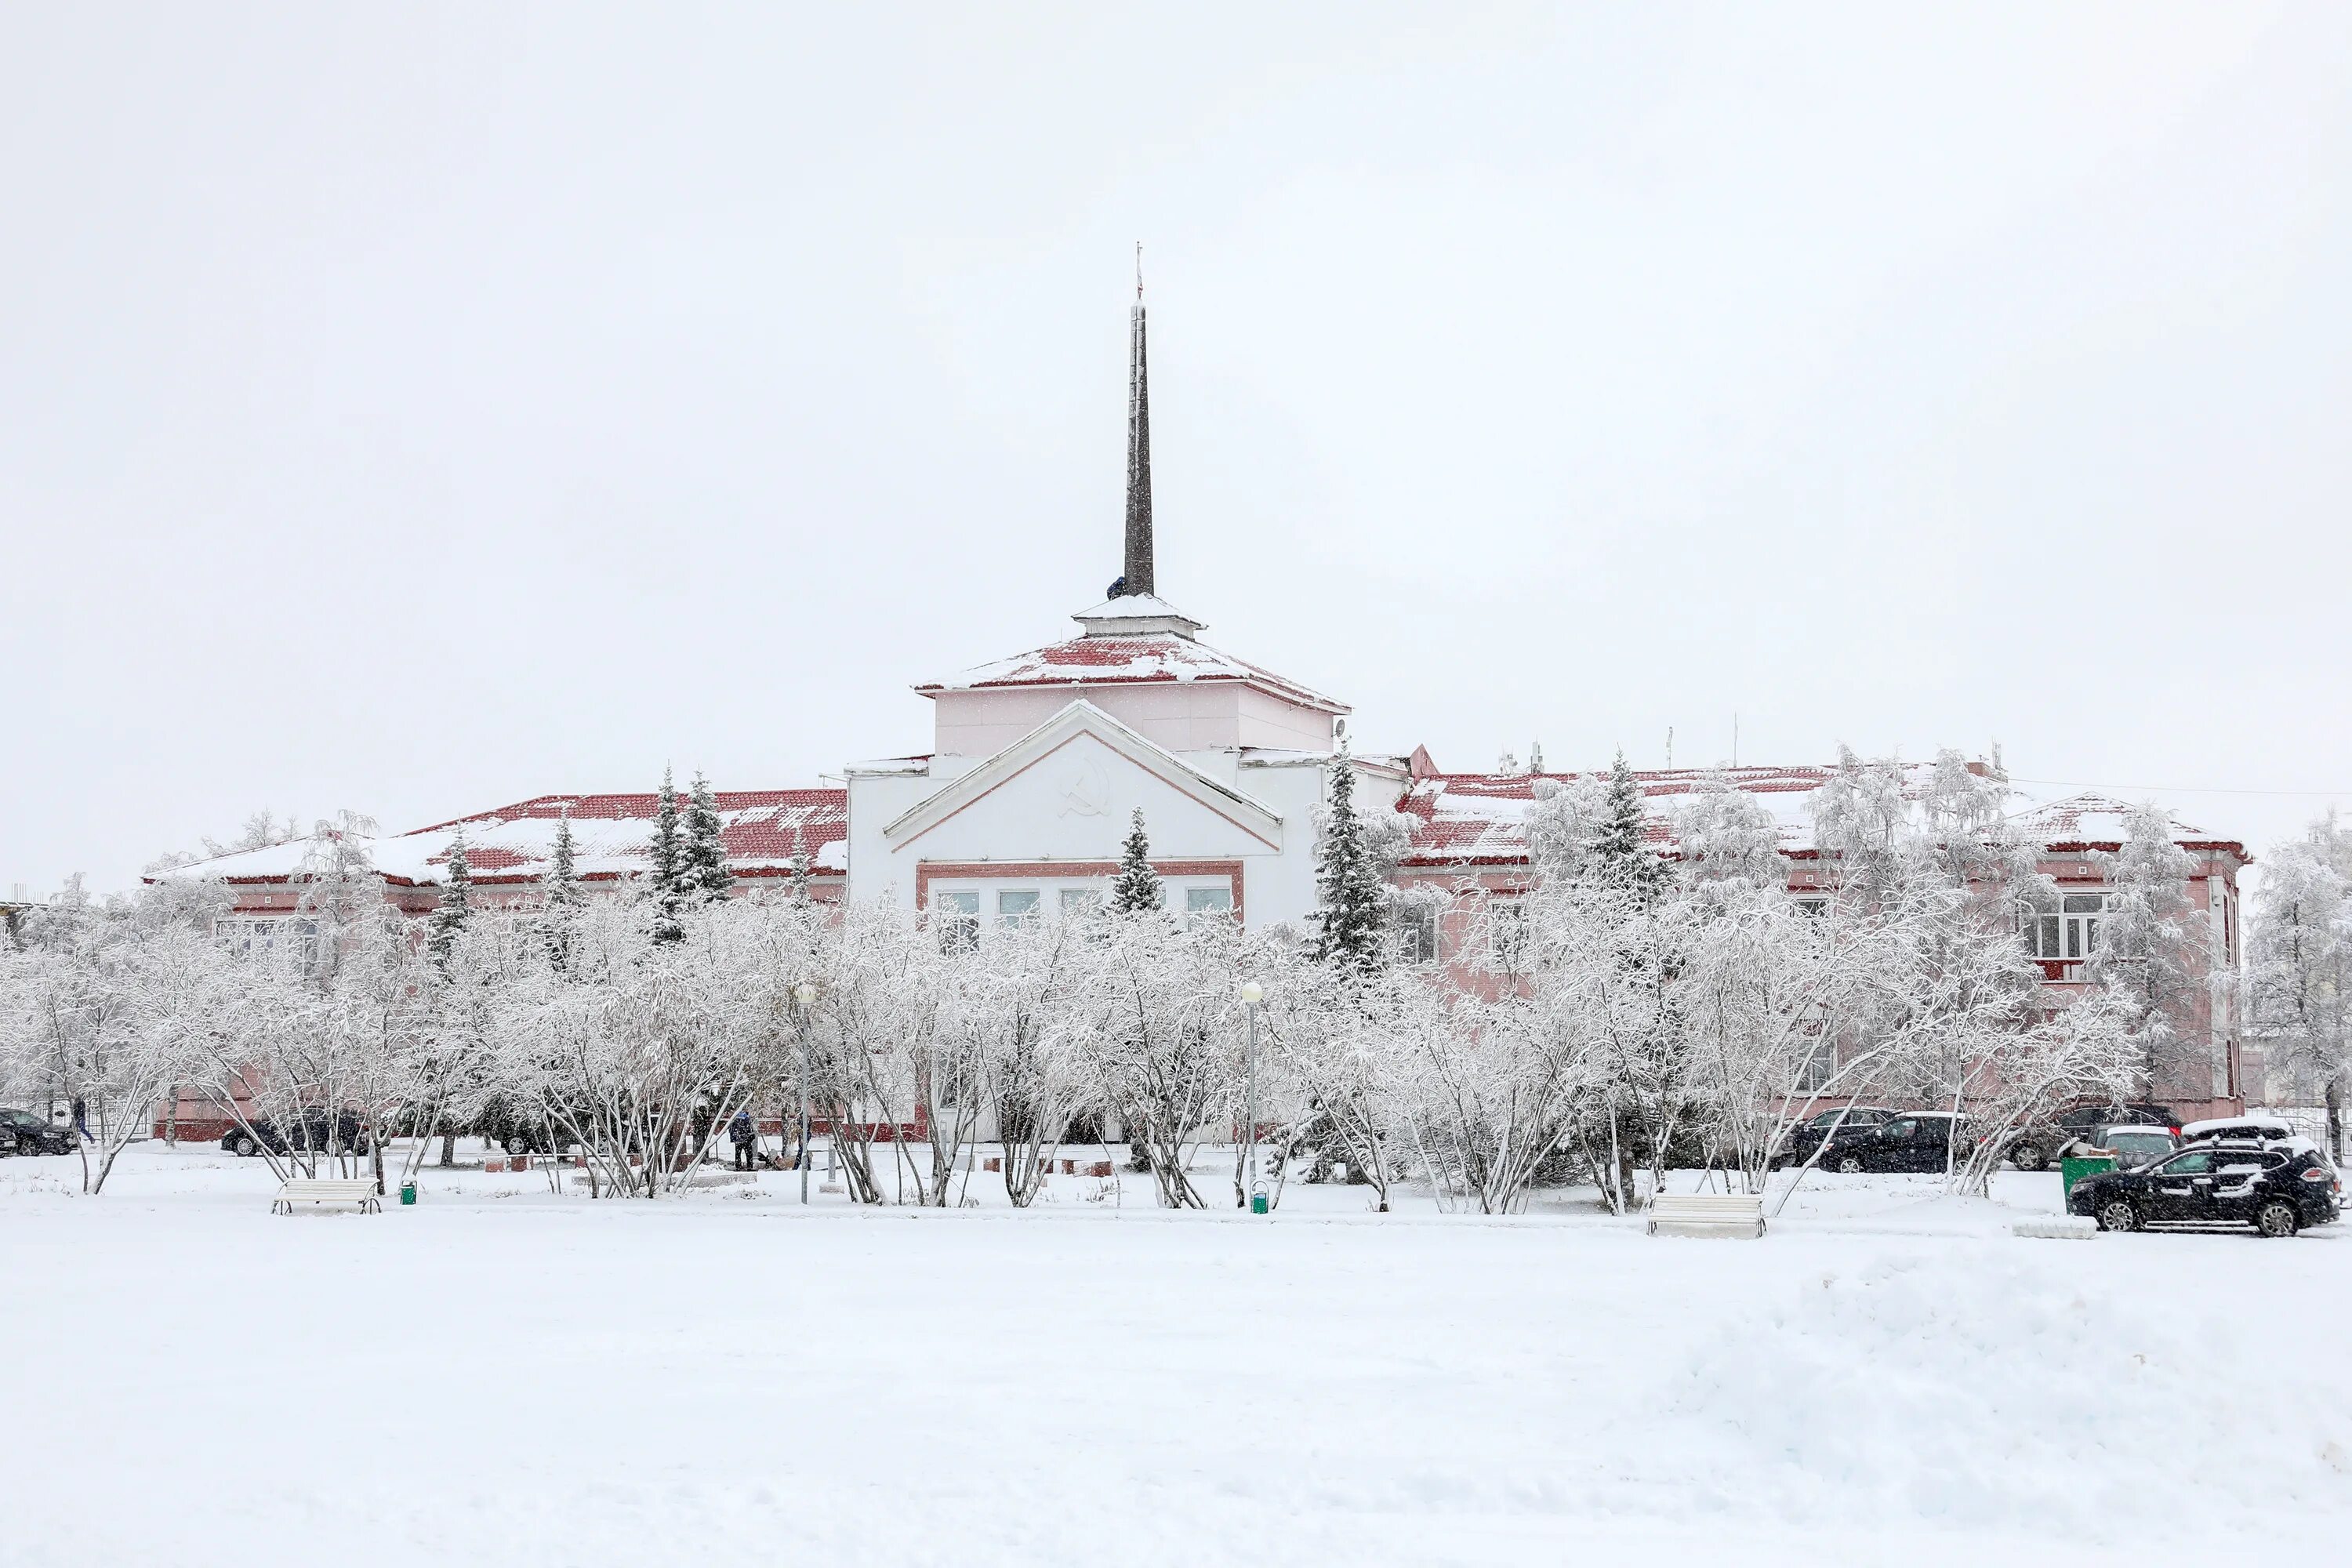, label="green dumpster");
[2059,1154,2114,1197]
